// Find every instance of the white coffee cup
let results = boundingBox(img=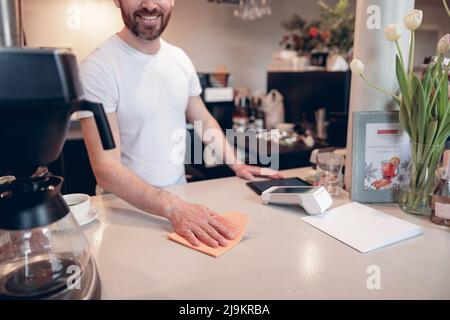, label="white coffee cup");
[63,193,91,223]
